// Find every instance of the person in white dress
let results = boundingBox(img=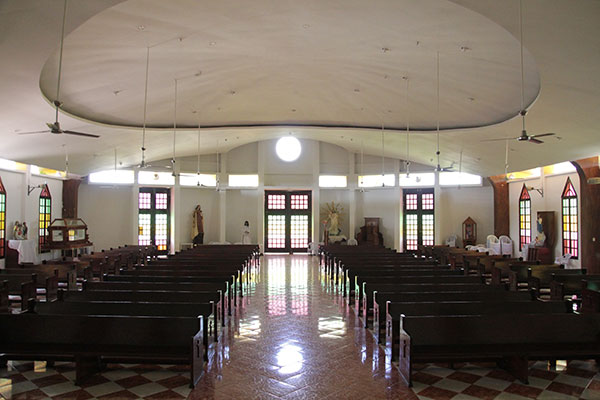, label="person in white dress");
[241,221,251,244]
